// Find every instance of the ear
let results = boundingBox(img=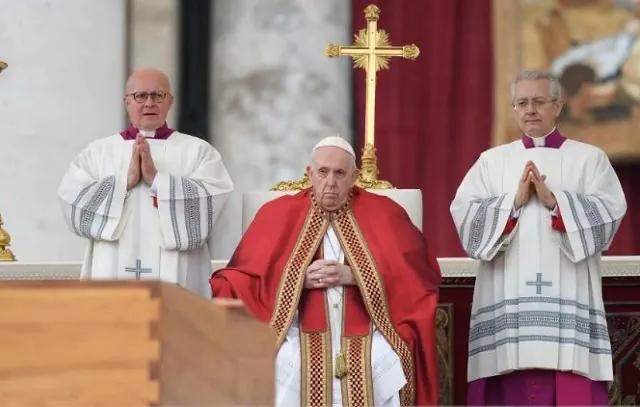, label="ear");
[352,168,360,183]
[510,103,519,121]
[554,98,565,117]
